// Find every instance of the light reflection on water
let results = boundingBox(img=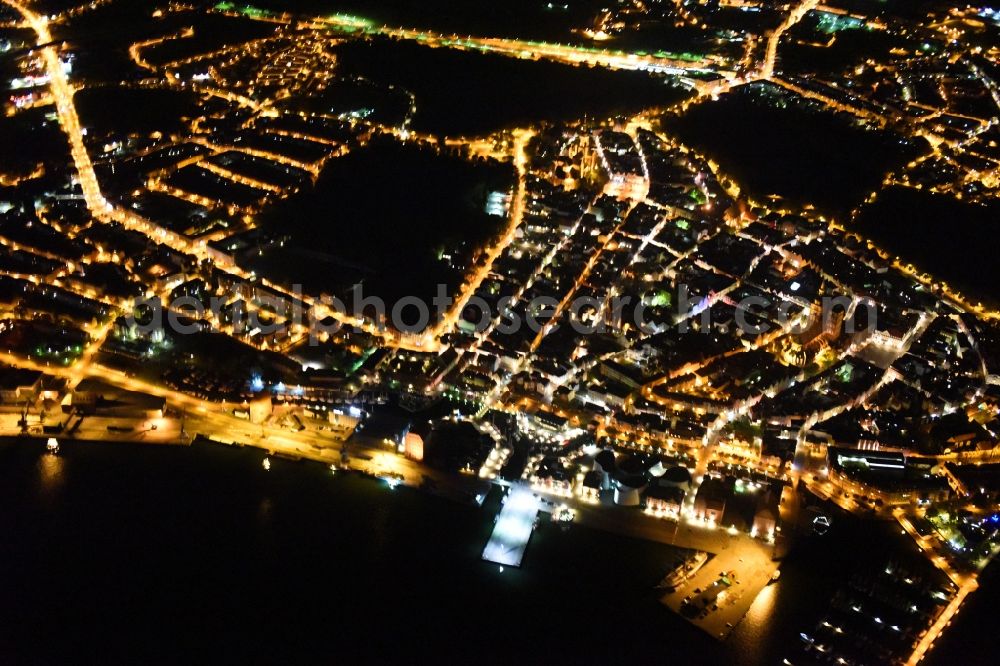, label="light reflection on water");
[258,497,273,523]
[741,580,777,637]
[36,452,65,497]
[726,564,808,665]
